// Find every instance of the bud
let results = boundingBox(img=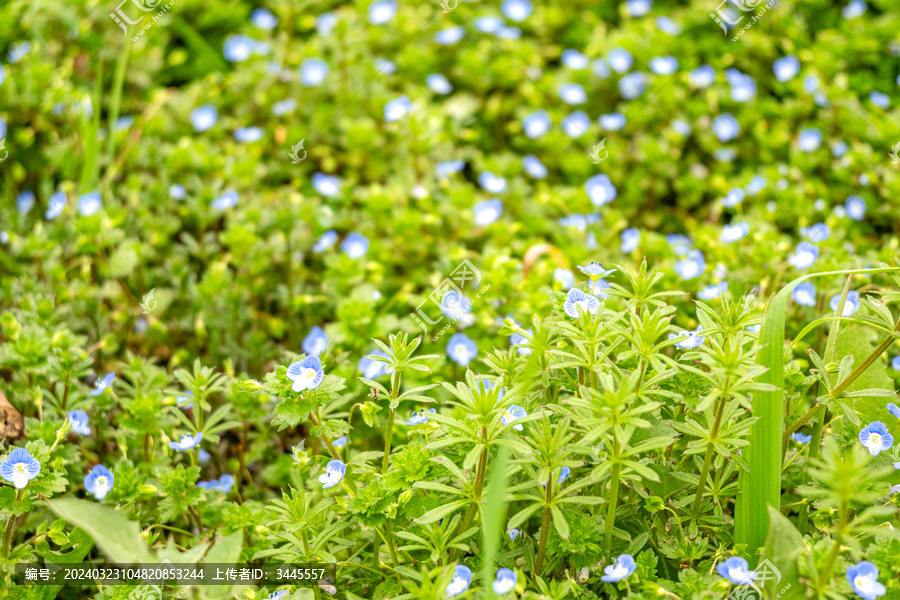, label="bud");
[825,362,840,374]
[239,379,261,392]
[138,484,158,494]
[399,489,413,504]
